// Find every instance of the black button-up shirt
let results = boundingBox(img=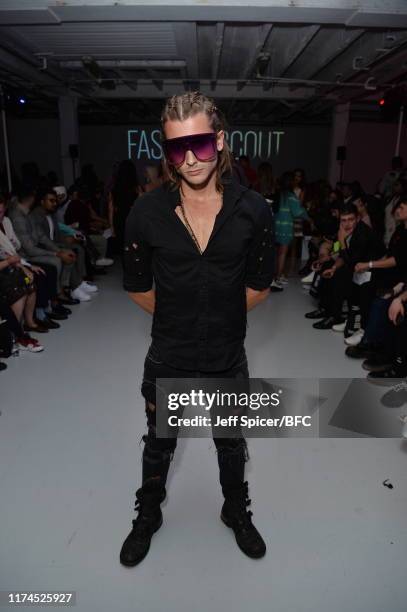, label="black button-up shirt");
[123,174,274,371]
